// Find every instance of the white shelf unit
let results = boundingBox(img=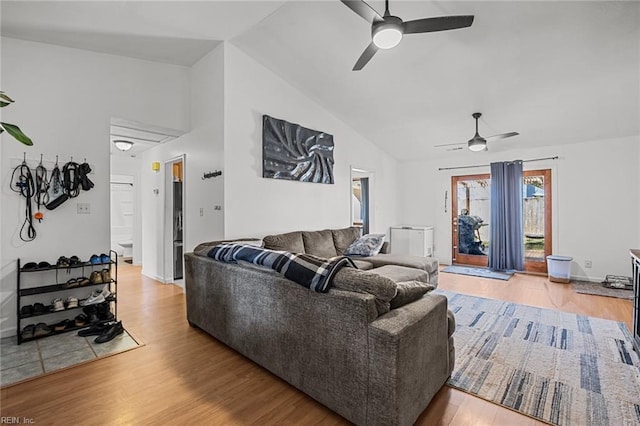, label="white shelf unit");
[390,226,434,257]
